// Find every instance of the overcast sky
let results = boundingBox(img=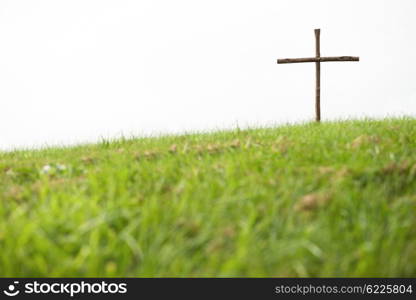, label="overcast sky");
[1,0,415,150]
